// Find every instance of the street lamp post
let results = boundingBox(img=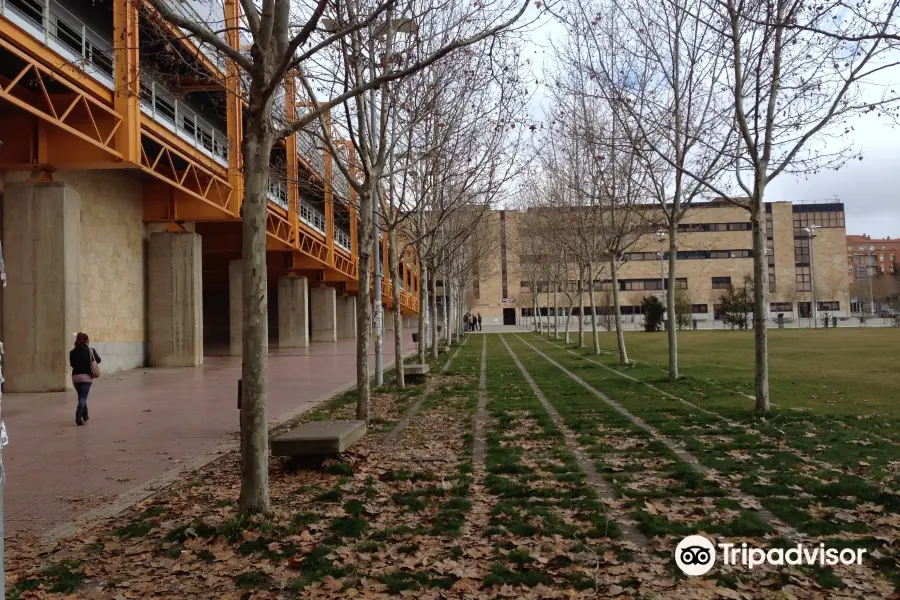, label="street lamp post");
[805,225,820,328]
[656,229,666,293]
[656,229,666,328]
[868,245,876,317]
